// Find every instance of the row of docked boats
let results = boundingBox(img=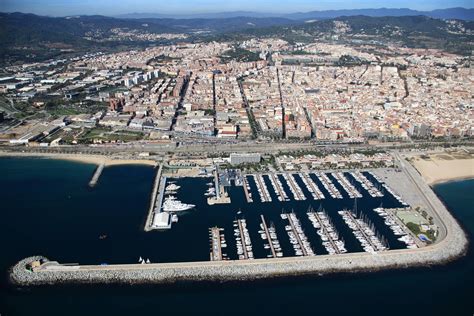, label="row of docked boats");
[252,174,272,202]
[242,176,253,202]
[381,183,409,206]
[316,172,343,199]
[373,207,418,249]
[307,208,347,255]
[259,221,284,258]
[332,172,363,199]
[209,227,228,261]
[268,173,290,202]
[350,171,384,198]
[338,209,389,254]
[282,173,306,201]
[233,219,254,260]
[300,173,325,200]
[281,212,315,256]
